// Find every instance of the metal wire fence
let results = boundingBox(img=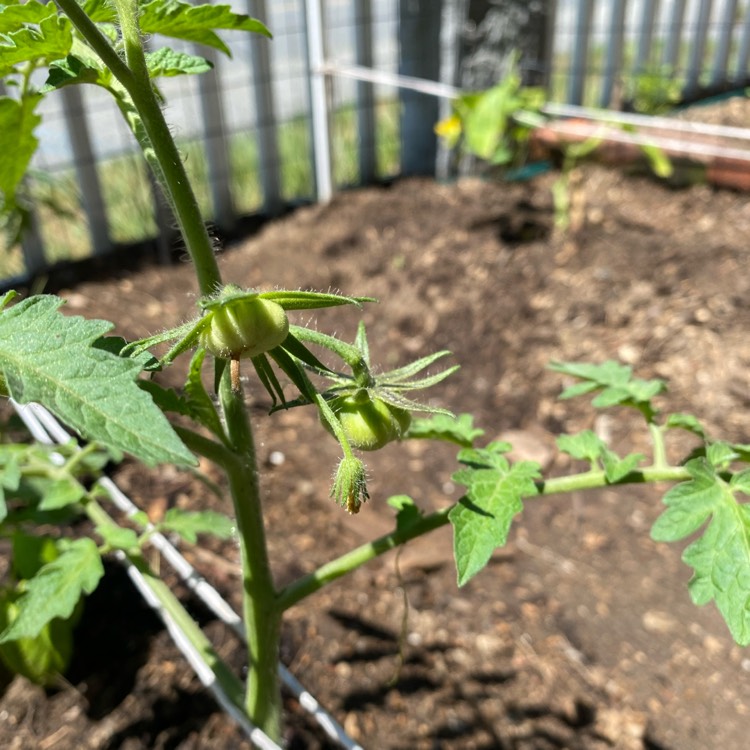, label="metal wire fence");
[2,0,750,285]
